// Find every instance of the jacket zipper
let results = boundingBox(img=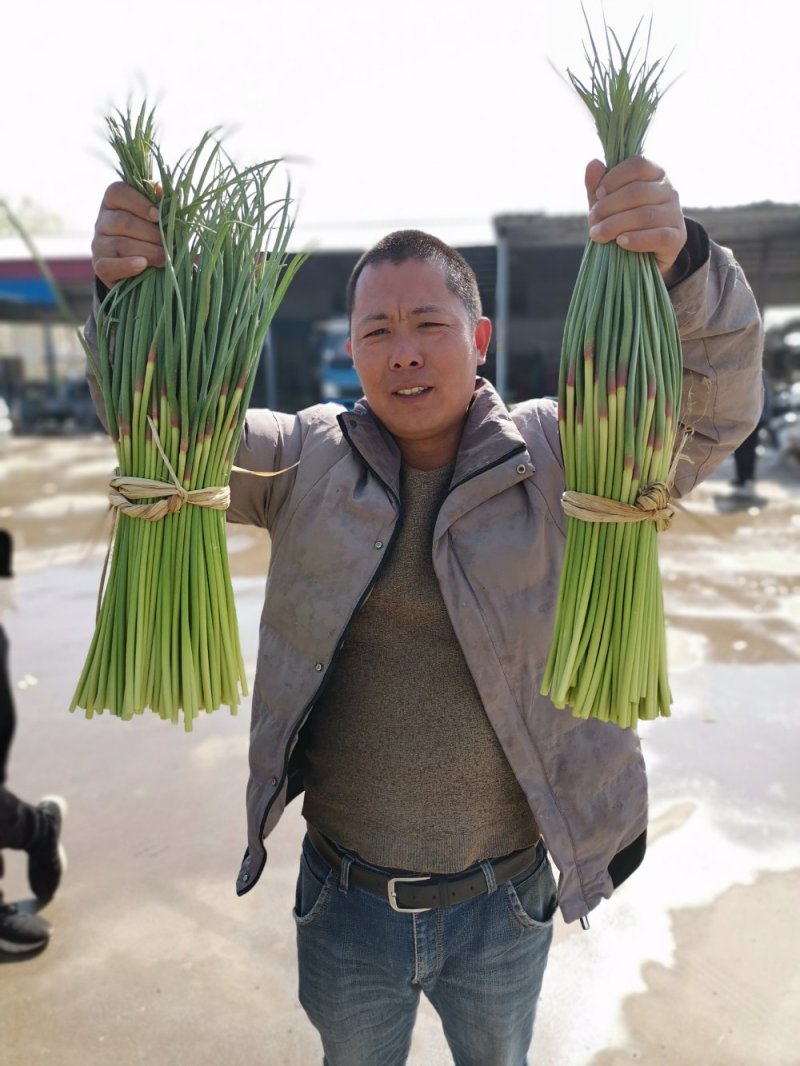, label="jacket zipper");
[255,441,403,847]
